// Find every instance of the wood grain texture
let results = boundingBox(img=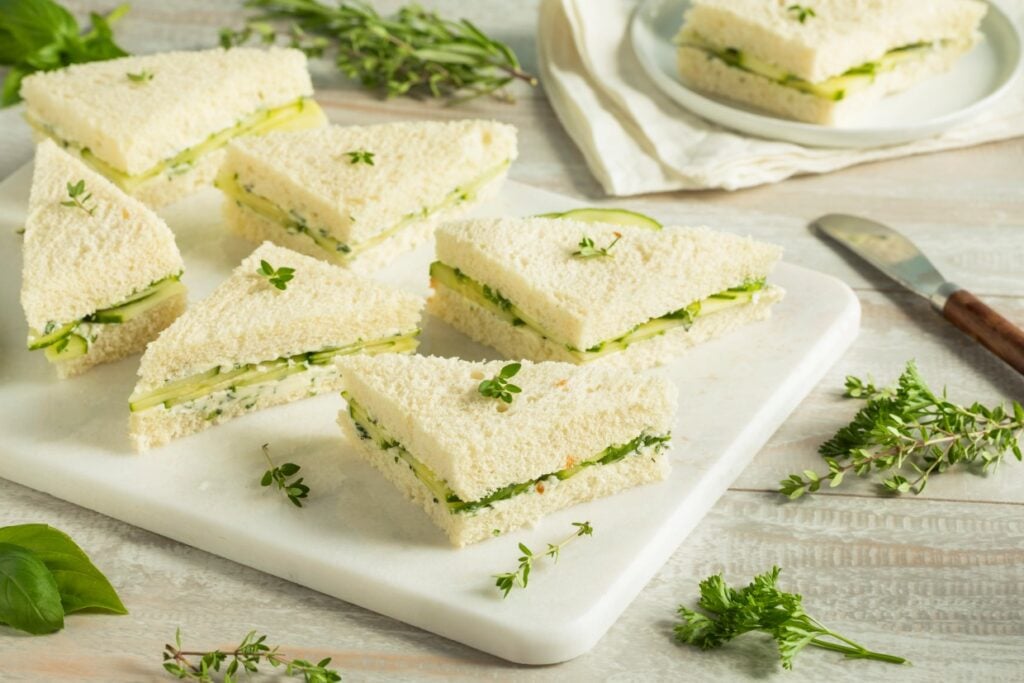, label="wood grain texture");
[943,290,1024,375]
[1,0,1023,680]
